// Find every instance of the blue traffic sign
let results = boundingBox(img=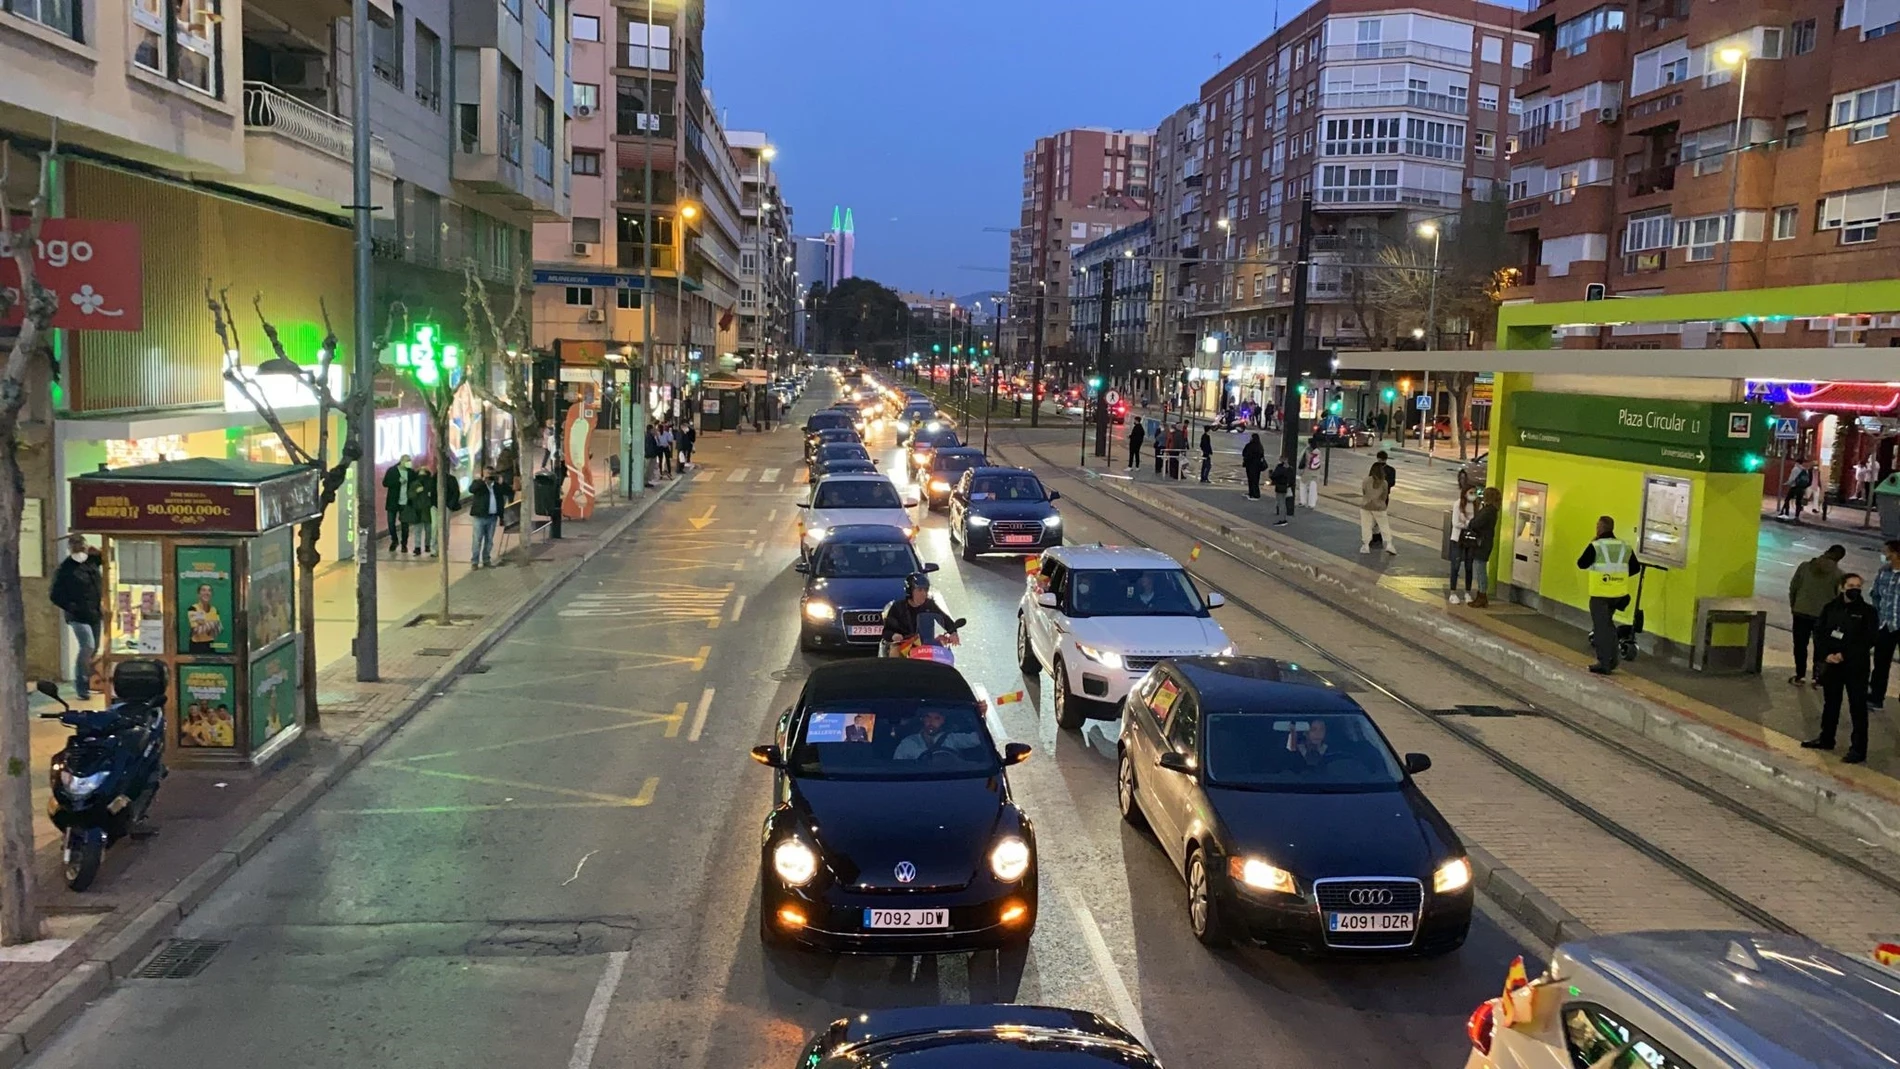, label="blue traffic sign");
[1416,395,1432,410]
[1772,417,1799,440]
